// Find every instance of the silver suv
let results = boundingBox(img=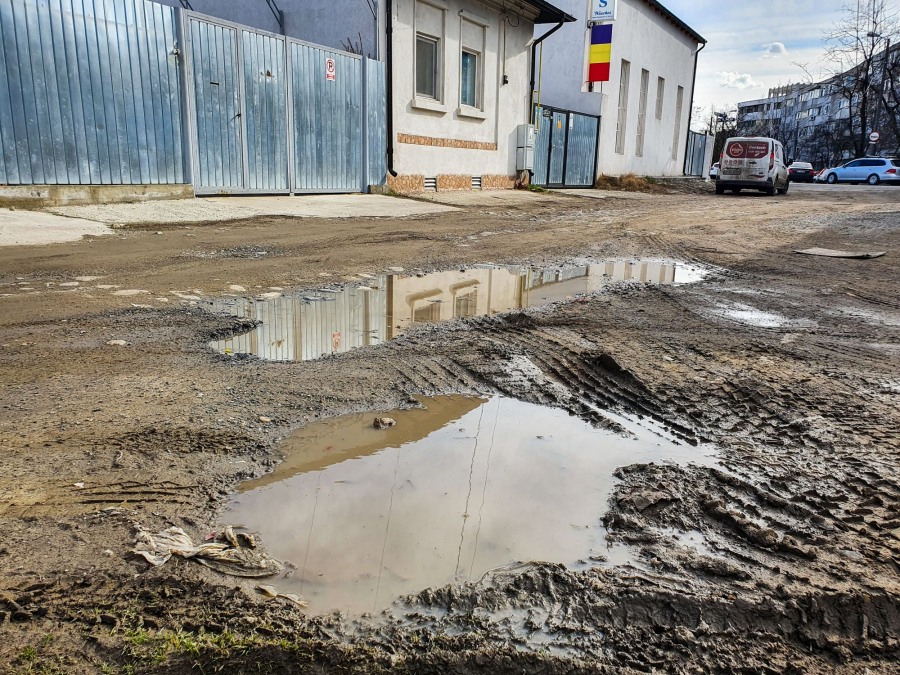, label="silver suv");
[822,158,900,185]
